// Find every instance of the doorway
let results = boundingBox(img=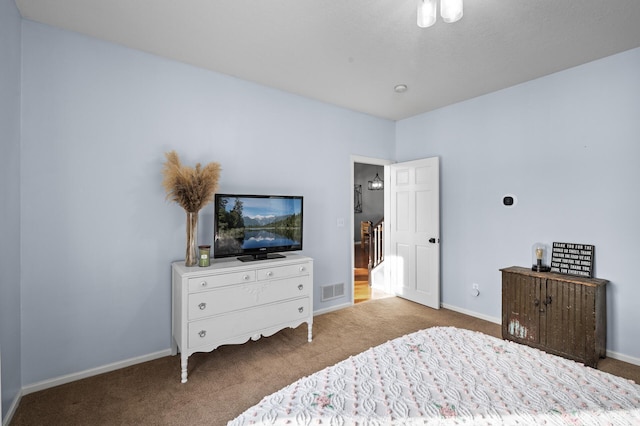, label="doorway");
[351,156,393,304]
[350,155,441,308]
